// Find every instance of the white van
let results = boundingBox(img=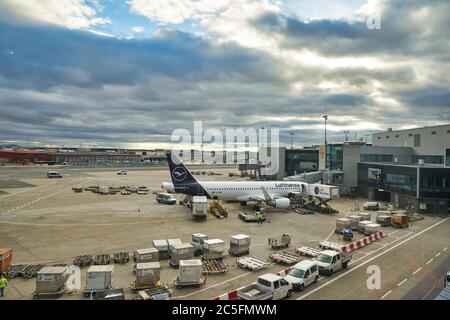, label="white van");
[285,260,319,291]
